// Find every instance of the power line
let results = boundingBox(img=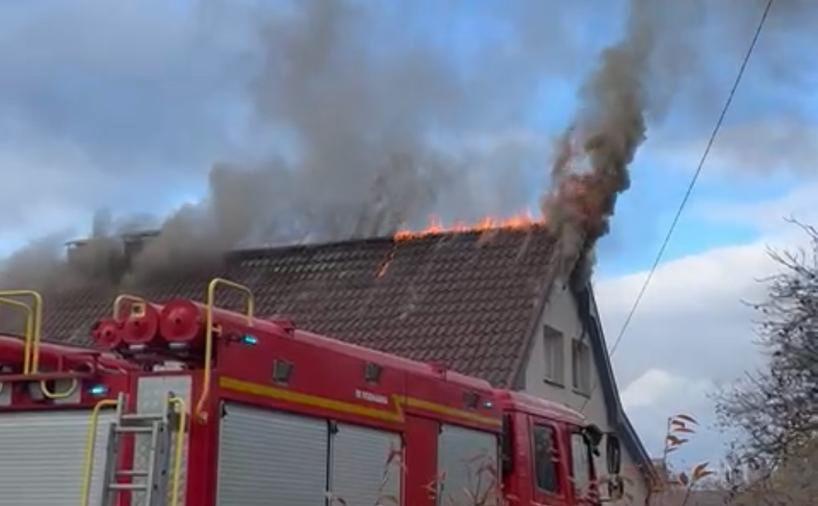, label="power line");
[607,0,774,357]
[580,0,773,413]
